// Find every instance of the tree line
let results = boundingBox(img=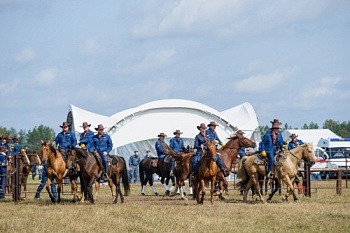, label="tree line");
[1,119,350,152]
